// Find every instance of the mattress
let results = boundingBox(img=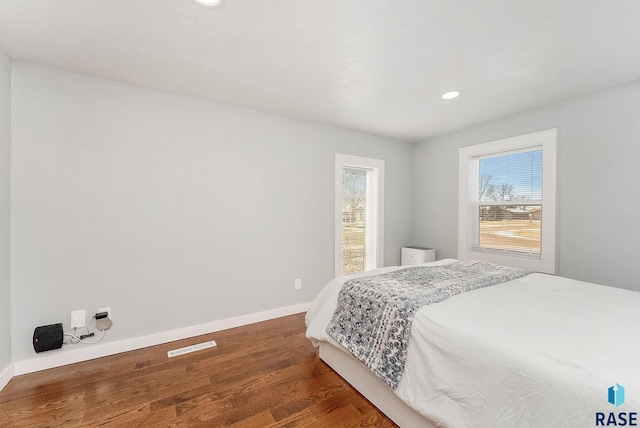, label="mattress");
[305,259,640,427]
